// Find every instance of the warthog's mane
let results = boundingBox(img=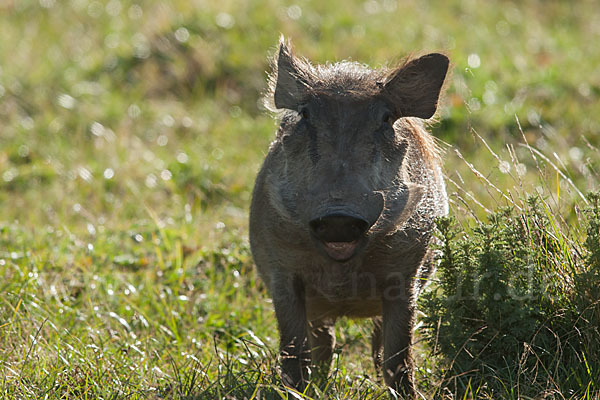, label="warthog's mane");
[265,54,392,106]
